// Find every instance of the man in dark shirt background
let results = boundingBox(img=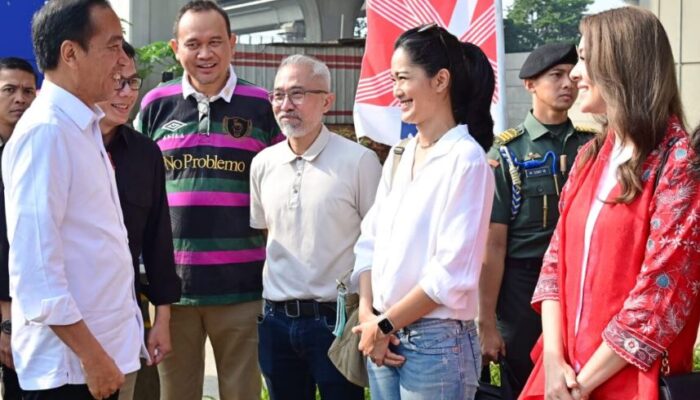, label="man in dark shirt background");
[0,56,37,400]
[96,41,182,399]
